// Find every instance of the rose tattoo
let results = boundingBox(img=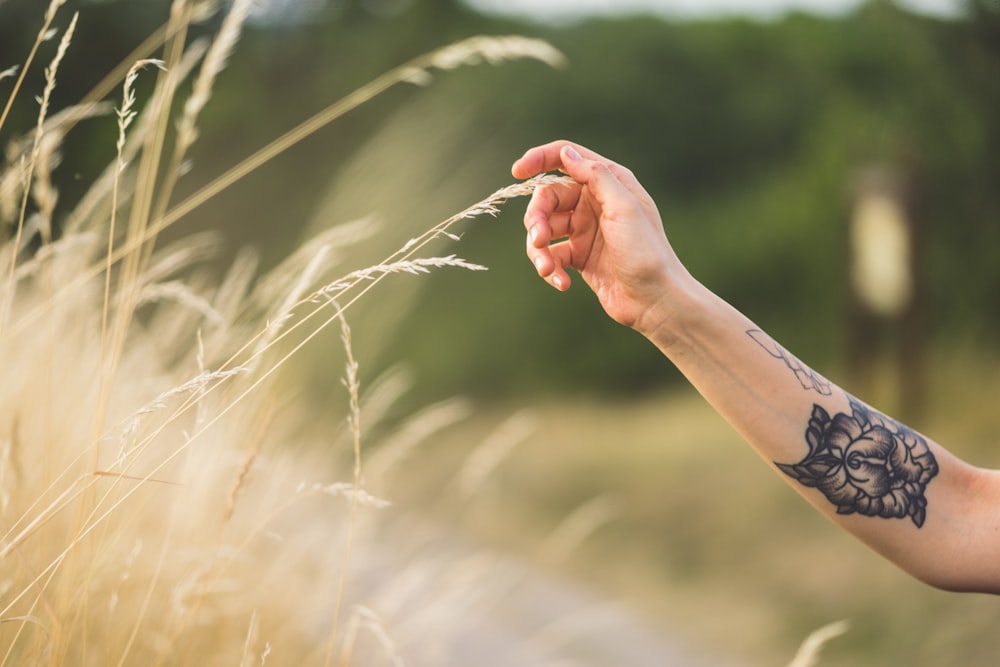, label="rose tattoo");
[776,397,939,527]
